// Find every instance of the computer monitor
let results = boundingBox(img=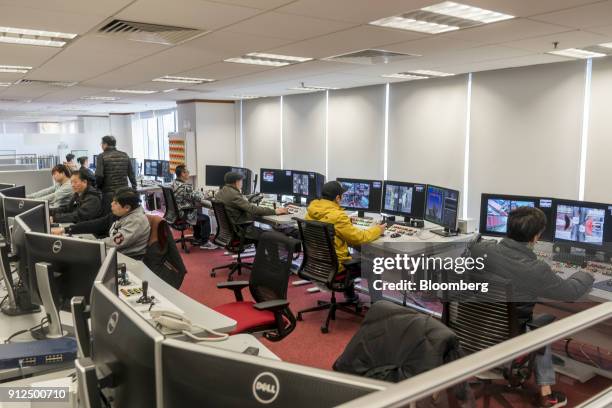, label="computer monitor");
[158,160,170,179]
[144,159,160,178]
[260,168,292,196]
[424,184,460,236]
[90,278,163,408]
[1,185,25,198]
[94,247,118,296]
[160,338,386,408]
[206,165,252,194]
[0,183,15,190]
[3,196,47,244]
[479,193,555,242]
[382,181,427,221]
[25,232,106,338]
[337,178,383,216]
[553,199,612,252]
[260,168,323,201]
